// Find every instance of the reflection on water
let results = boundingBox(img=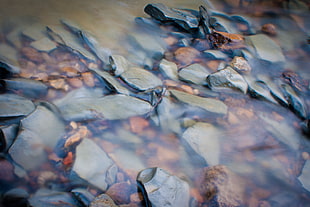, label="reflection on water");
[0,0,310,206]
